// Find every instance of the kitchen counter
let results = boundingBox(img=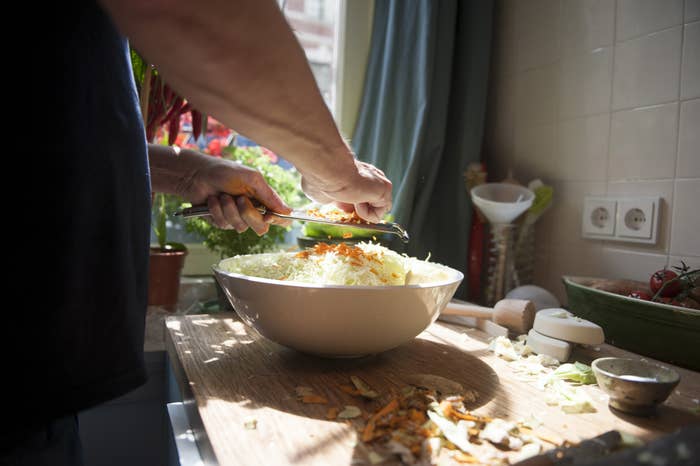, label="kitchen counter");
[165,313,699,466]
[145,276,220,352]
